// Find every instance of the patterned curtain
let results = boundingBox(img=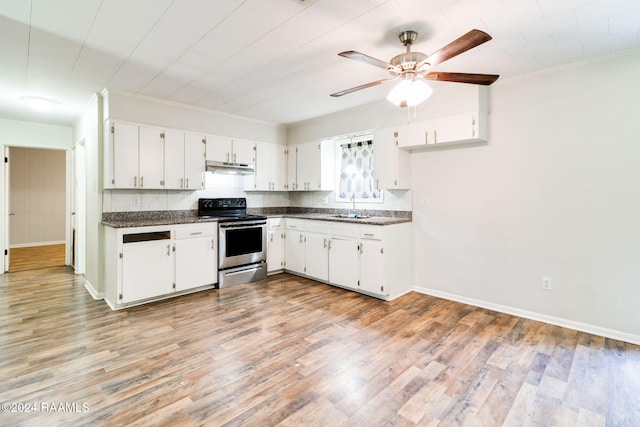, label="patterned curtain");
[338,140,381,200]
